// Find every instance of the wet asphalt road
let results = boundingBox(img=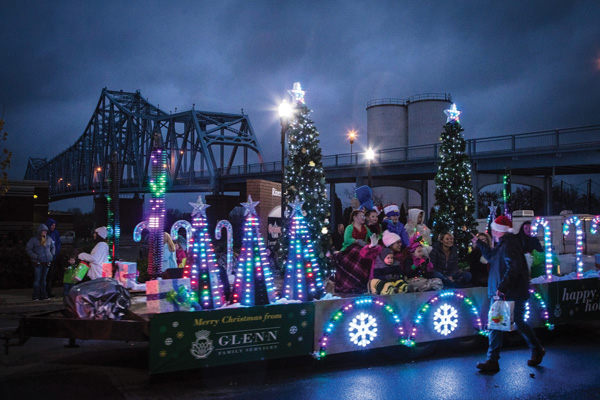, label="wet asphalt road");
[1,320,600,400]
